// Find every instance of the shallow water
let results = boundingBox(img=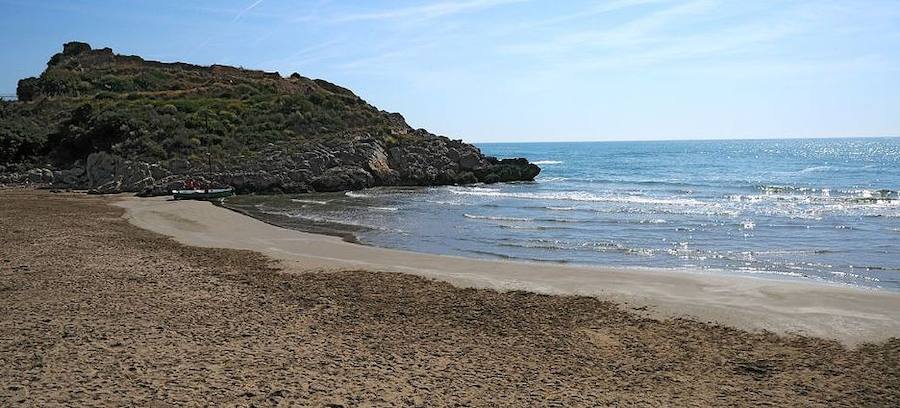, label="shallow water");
[225,138,900,290]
